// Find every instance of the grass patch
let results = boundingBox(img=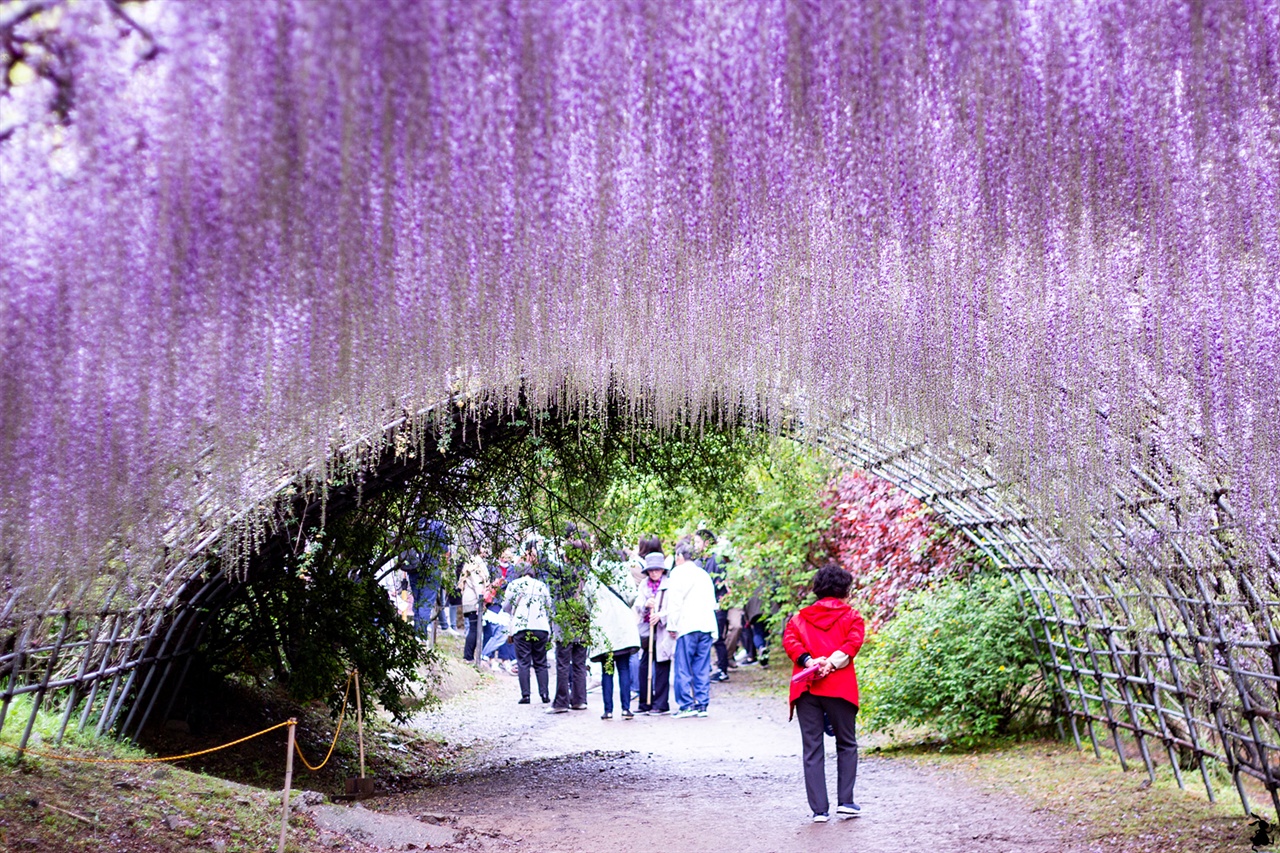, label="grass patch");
[0,651,468,852]
[887,738,1257,852]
